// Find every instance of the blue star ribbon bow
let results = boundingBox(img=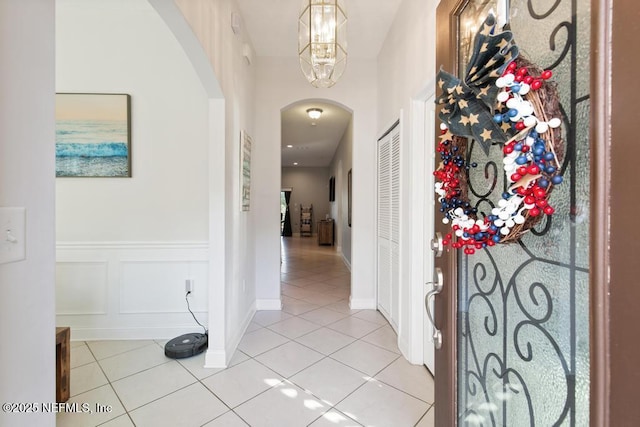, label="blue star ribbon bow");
[436,14,519,155]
